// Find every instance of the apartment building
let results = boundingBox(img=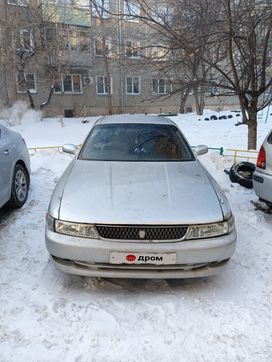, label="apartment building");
[0,0,239,116]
